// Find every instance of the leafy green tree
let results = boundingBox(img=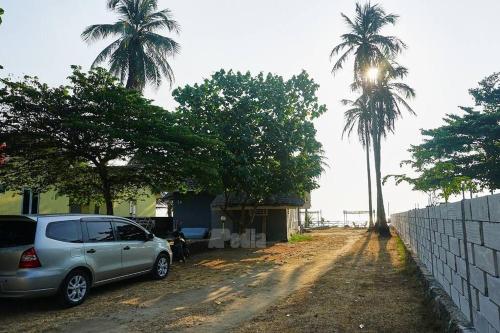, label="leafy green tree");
[82,0,180,91]
[387,72,499,202]
[385,163,476,204]
[174,70,326,231]
[409,110,499,190]
[0,67,215,214]
[469,72,500,112]
[331,2,407,235]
